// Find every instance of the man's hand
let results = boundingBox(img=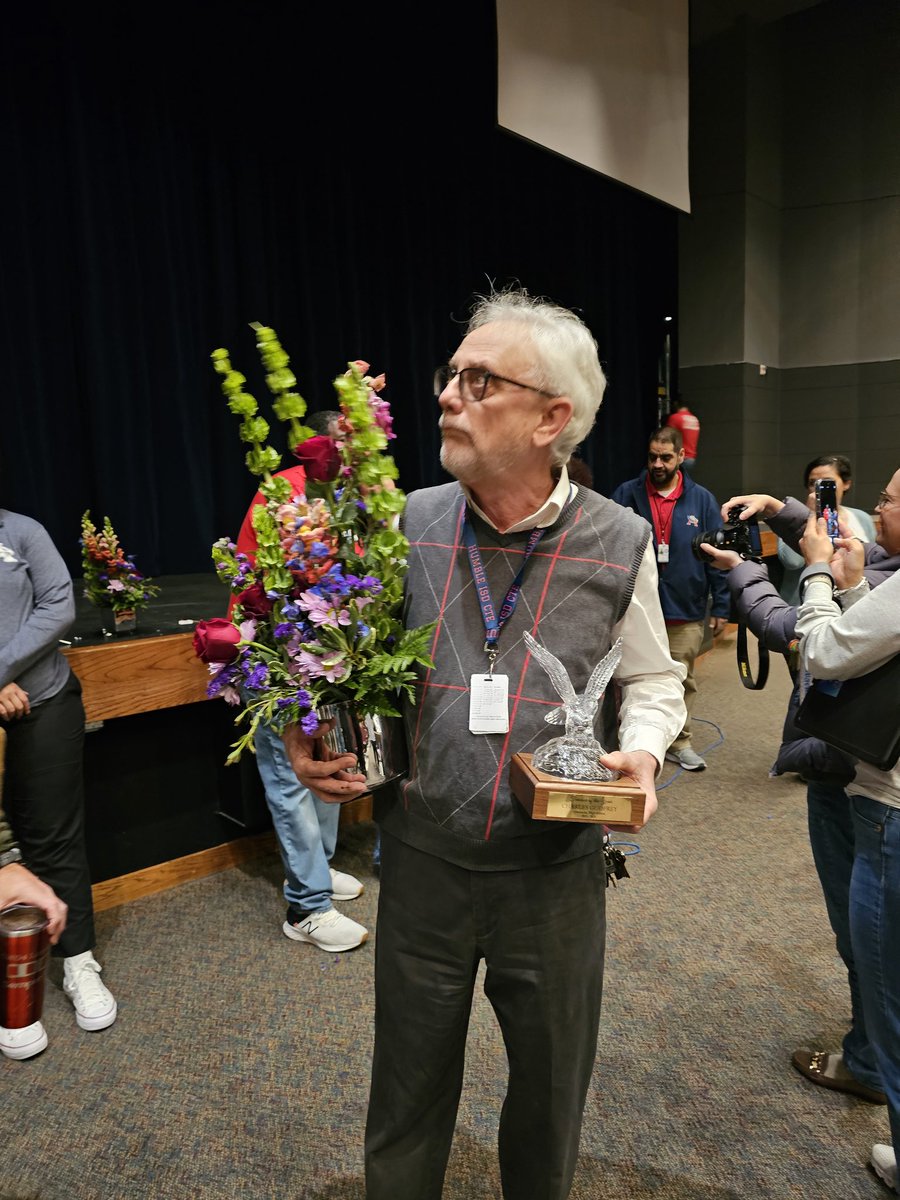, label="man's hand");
[0,863,68,944]
[281,722,368,803]
[719,494,784,522]
[0,683,30,720]
[597,749,658,832]
[830,534,866,591]
[799,512,866,590]
[700,545,742,572]
[709,616,730,637]
[799,511,836,566]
